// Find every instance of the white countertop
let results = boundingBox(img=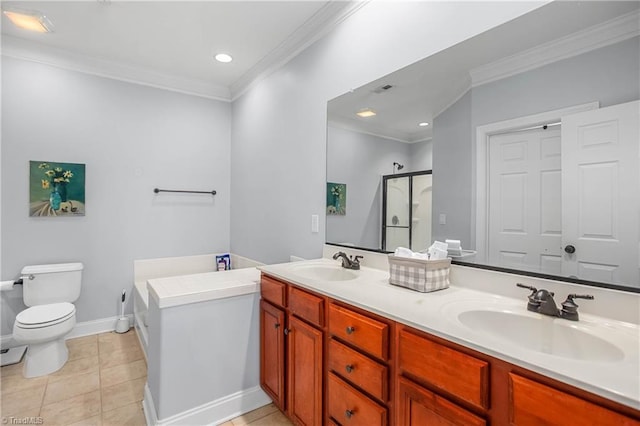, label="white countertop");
[147,267,261,309]
[258,258,640,410]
